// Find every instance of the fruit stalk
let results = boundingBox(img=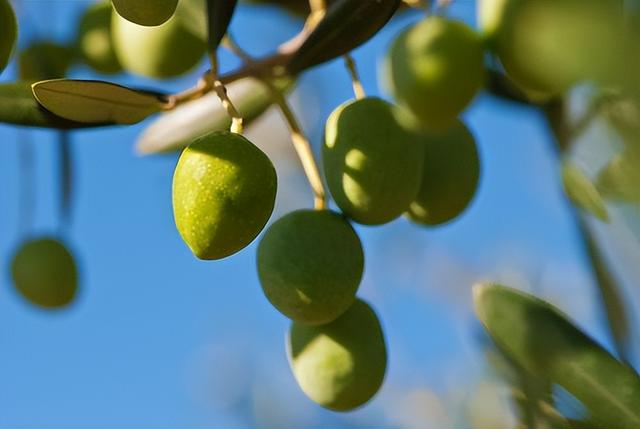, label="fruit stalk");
[208,52,244,134]
[344,54,366,100]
